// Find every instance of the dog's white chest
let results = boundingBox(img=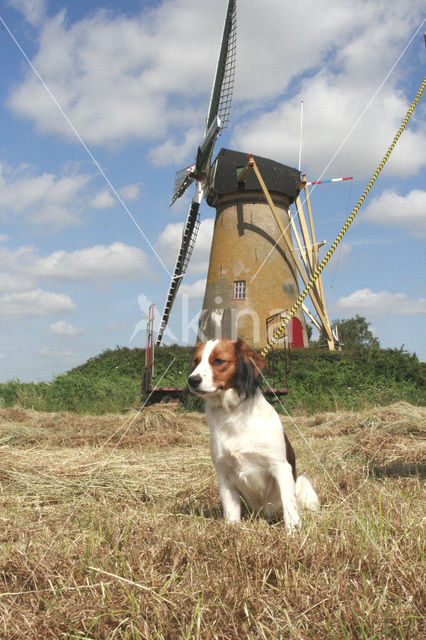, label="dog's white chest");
[209,416,279,507]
